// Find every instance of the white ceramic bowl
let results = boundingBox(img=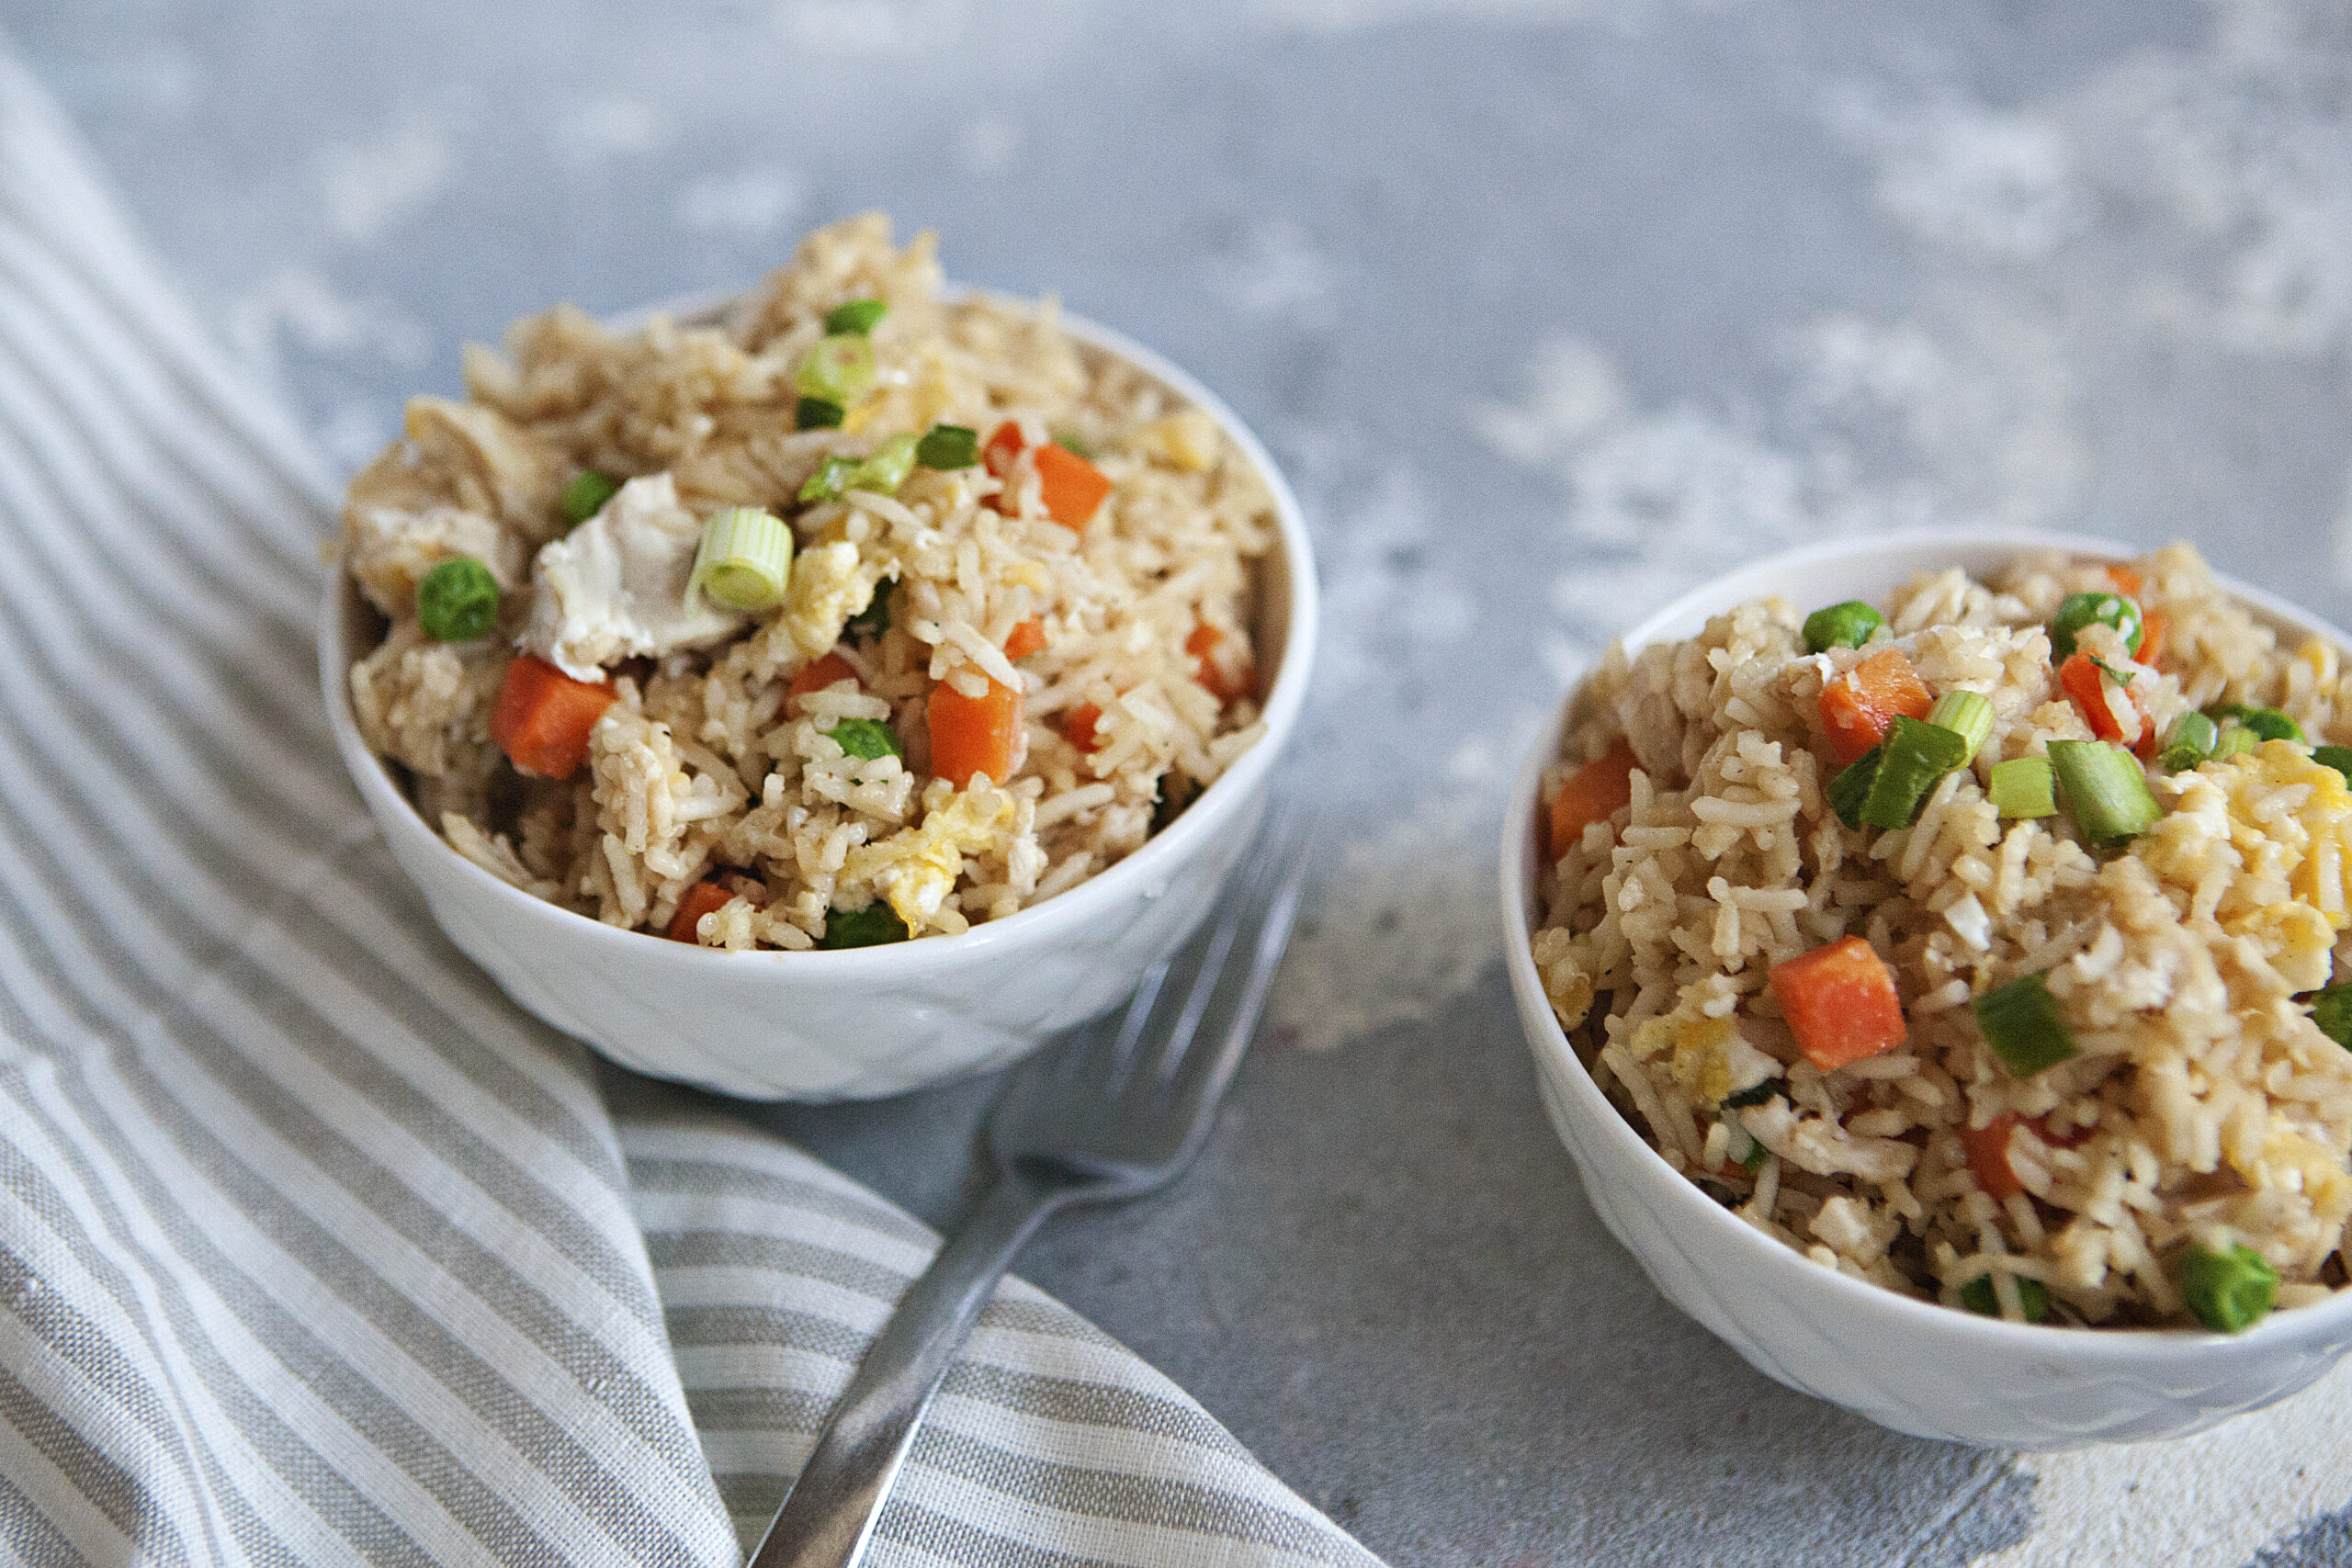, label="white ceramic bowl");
[322,307,1316,1100]
[1501,529,2352,1449]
